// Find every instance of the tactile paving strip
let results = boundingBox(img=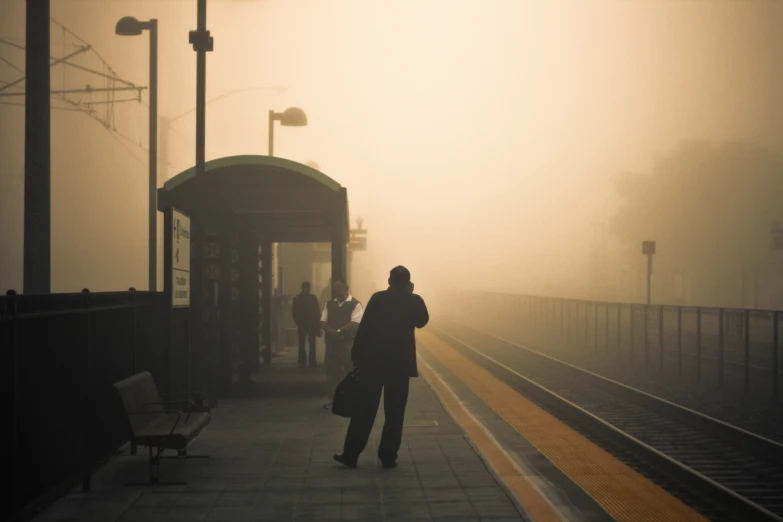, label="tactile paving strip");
[418,329,708,522]
[418,357,561,522]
